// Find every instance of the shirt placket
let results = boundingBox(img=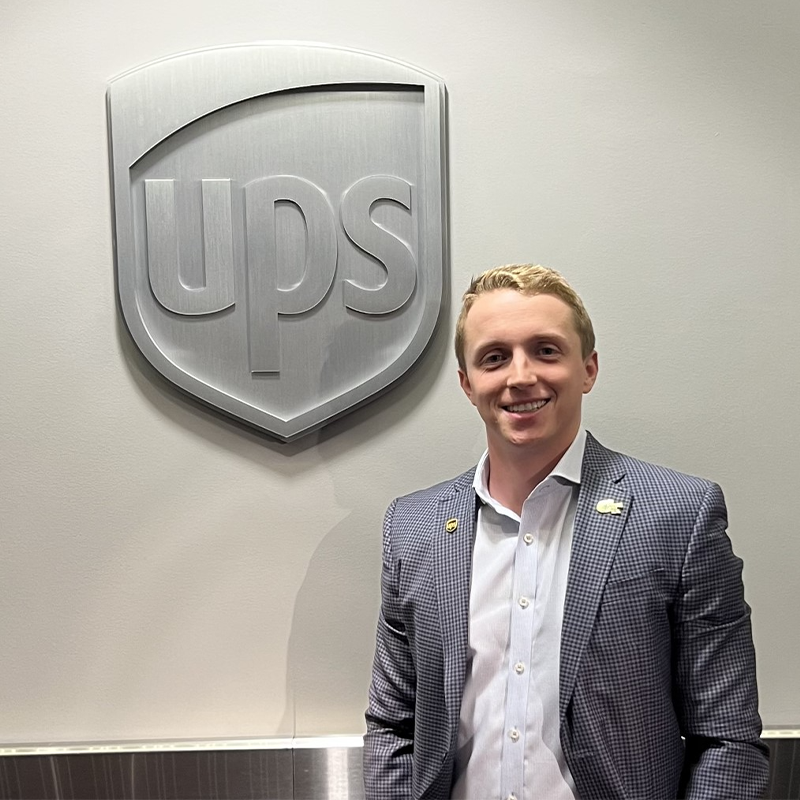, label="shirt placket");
[498,487,549,800]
